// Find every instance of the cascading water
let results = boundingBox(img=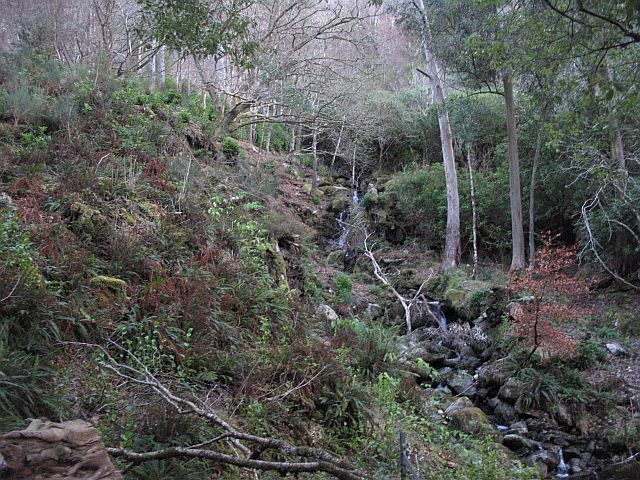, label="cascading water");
[335,210,349,249]
[330,187,361,249]
[427,301,448,331]
[556,448,569,478]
